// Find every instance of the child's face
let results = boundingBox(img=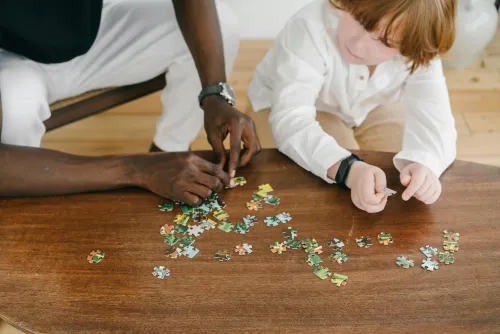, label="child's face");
[337,12,399,66]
